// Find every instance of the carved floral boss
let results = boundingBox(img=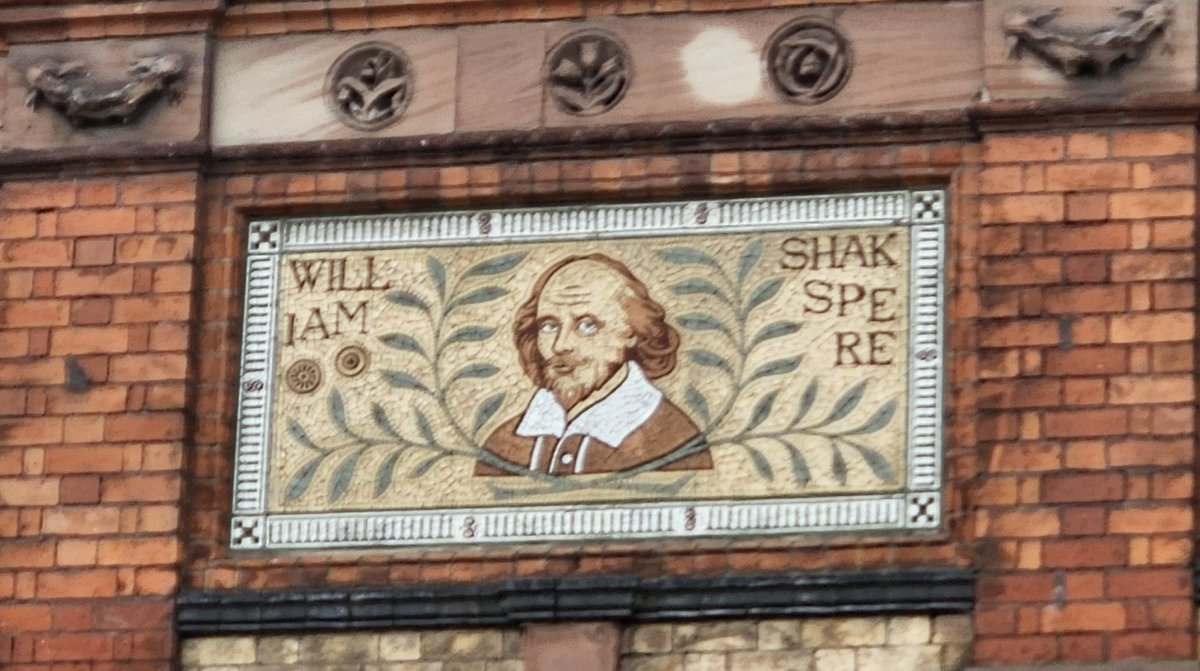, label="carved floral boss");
[25,53,187,126]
